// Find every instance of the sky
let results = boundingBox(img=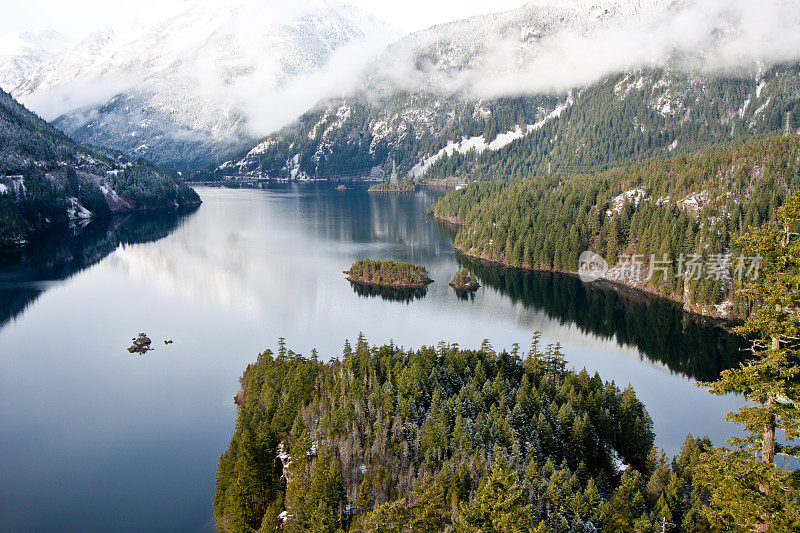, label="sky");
[0,0,530,35]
